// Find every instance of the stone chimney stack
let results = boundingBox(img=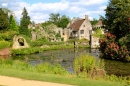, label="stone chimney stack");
[85,15,89,21]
